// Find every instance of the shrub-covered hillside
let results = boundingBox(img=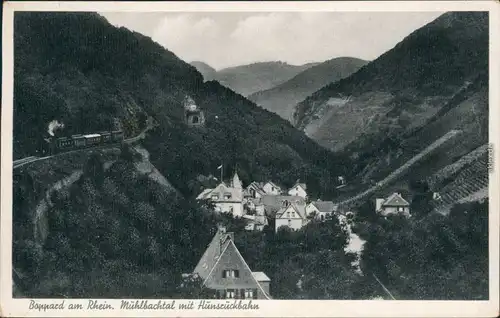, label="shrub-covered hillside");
[14,12,349,199]
[13,148,219,298]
